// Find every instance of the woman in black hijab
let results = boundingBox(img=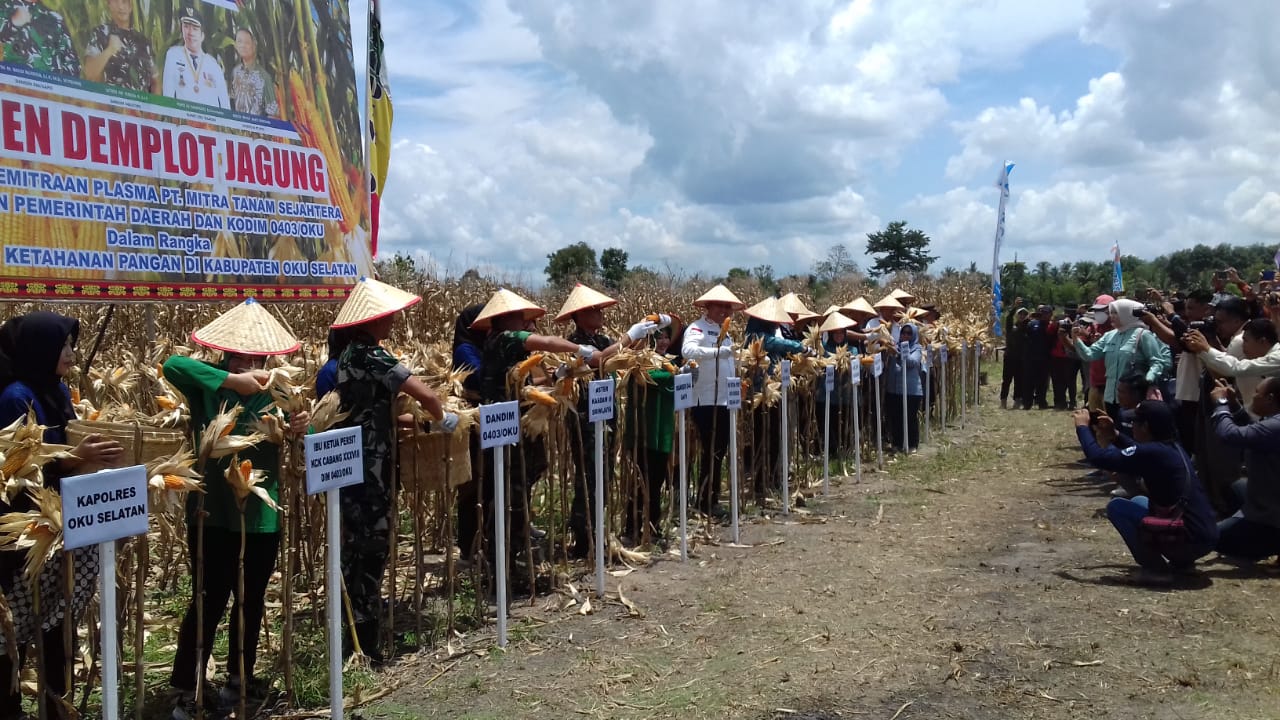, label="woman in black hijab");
[0,311,122,719]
